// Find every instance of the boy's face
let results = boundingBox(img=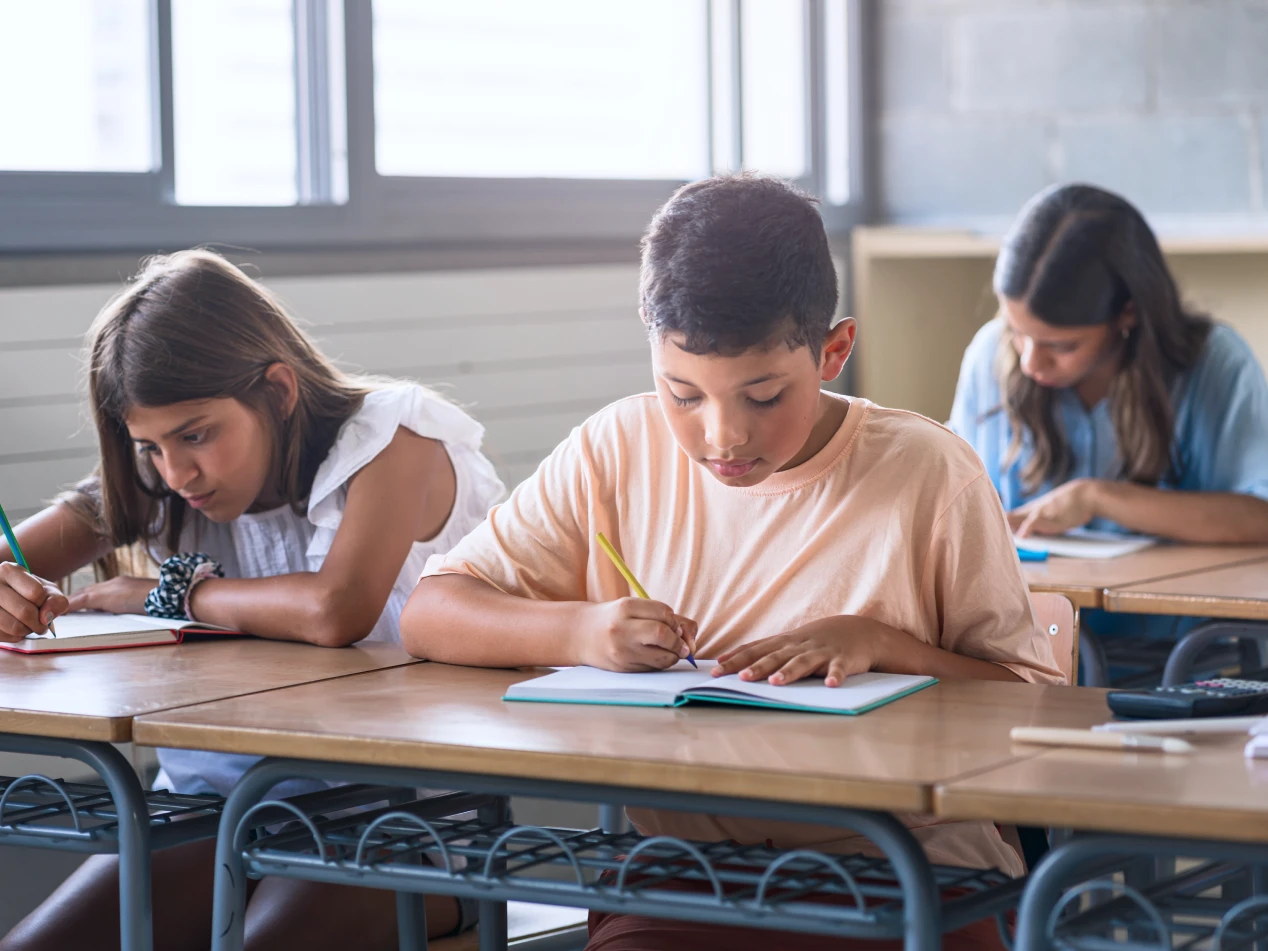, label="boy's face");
[650,320,855,488]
